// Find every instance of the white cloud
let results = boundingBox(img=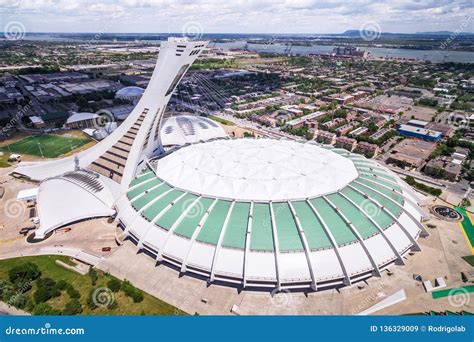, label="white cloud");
[0,0,472,33]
